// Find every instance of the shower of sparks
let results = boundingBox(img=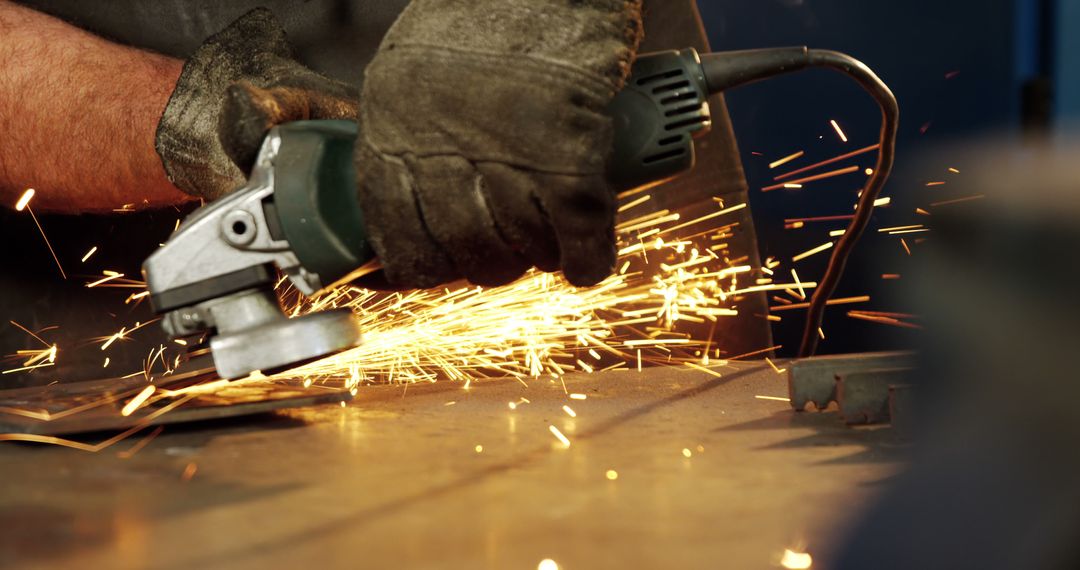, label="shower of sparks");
[830,120,849,142]
[5,187,775,448]
[263,199,762,392]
